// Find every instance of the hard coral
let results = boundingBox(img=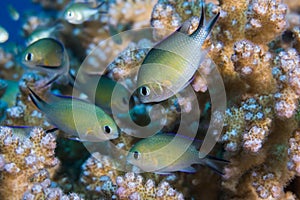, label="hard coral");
[251,165,284,199]
[222,94,274,153]
[115,172,184,200]
[0,127,59,200]
[109,0,155,29]
[23,169,83,200]
[273,48,300,118]
[245,0,288,44]
[80,152,118,199]
[232,40,276,94]
[287,129,300,176]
